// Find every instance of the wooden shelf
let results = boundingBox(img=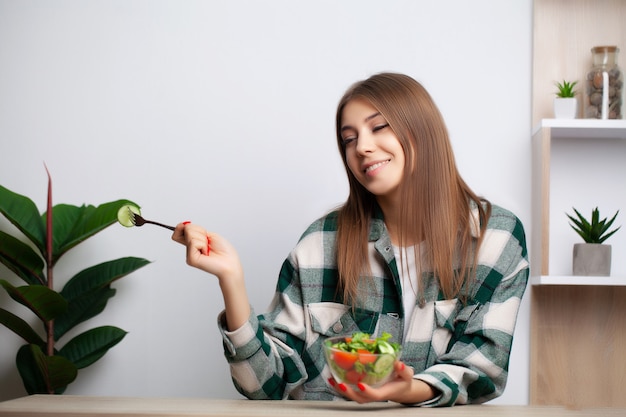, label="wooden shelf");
[531,274,626,286]
[530,119,626,280]
[533,119,626,139]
